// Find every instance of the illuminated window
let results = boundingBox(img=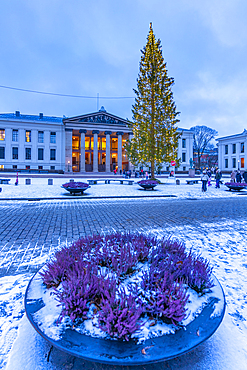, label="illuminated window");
[241,158,244,168]
[111,137,118,150]
[0,129,5,141]
[85,137,90,149]
[102,137,106,150]
[72,136,79,149]
[12,129,18,142]
[26,130,31,142]
[98,137,101,150]
[91,138,94,150]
